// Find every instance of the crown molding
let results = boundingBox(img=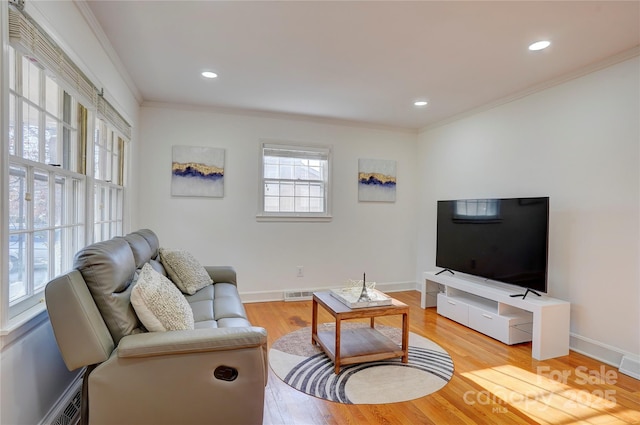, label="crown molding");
[73,0,143,105]
[142,101,420,135]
